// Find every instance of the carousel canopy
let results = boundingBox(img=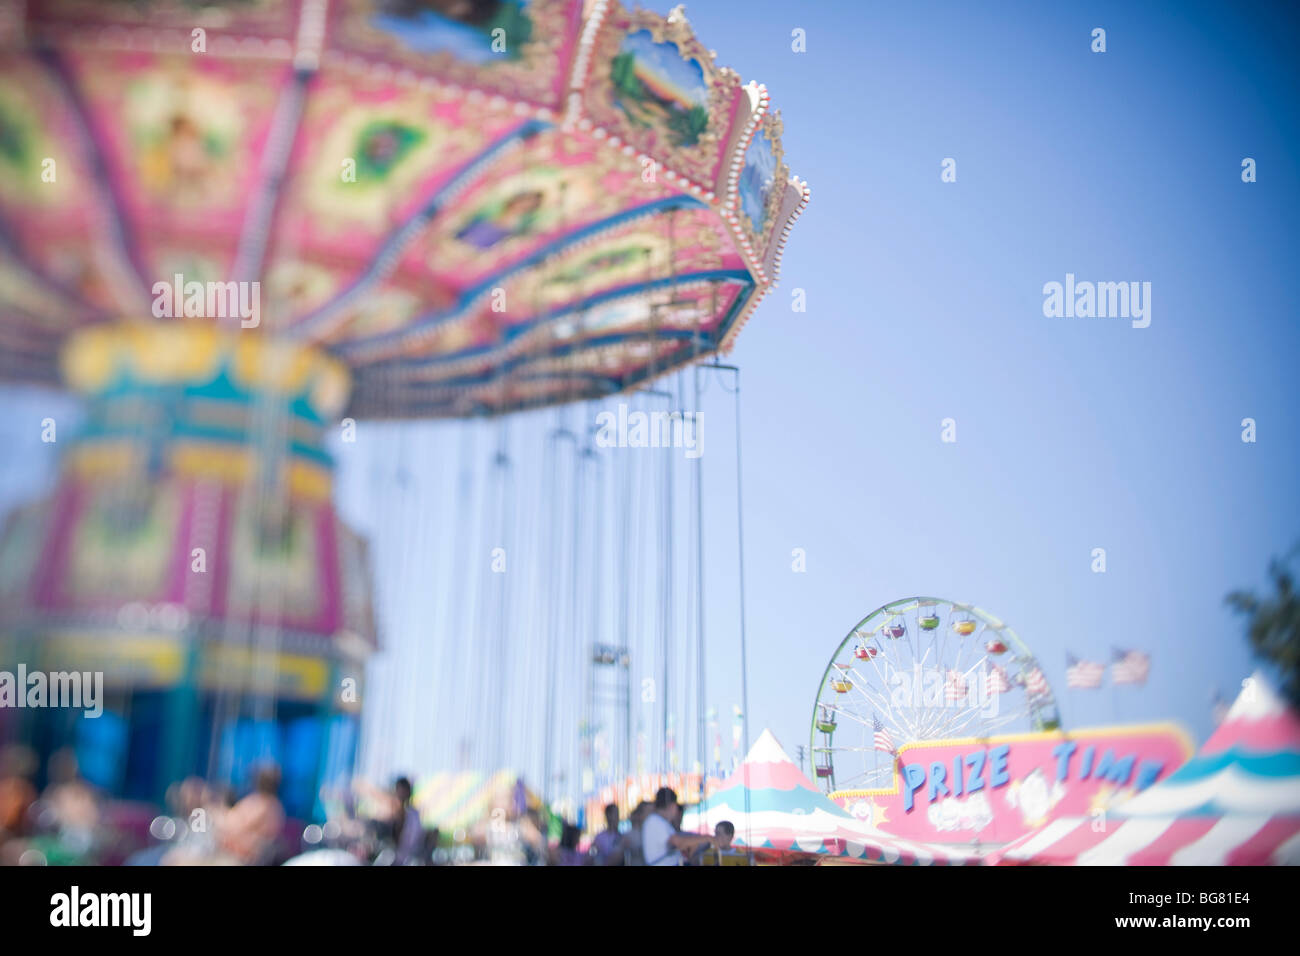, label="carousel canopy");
[0,0,807,418]
[992,673,1300,865]
[683,729,979,865]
